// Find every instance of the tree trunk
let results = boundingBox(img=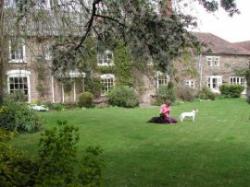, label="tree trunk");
[0,0,4,105]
